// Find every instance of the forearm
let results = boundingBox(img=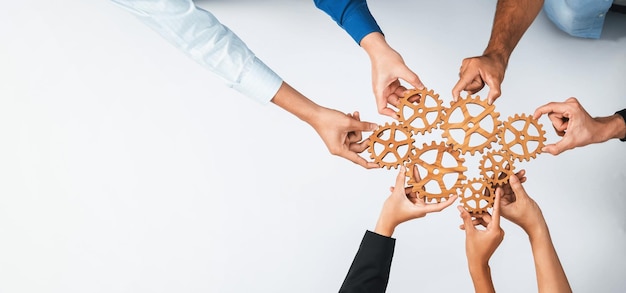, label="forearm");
[270,82,323,125]
[484,0,544,64]
[527,223,572,293]
[595,111,626,142]
[468,262,495,293]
